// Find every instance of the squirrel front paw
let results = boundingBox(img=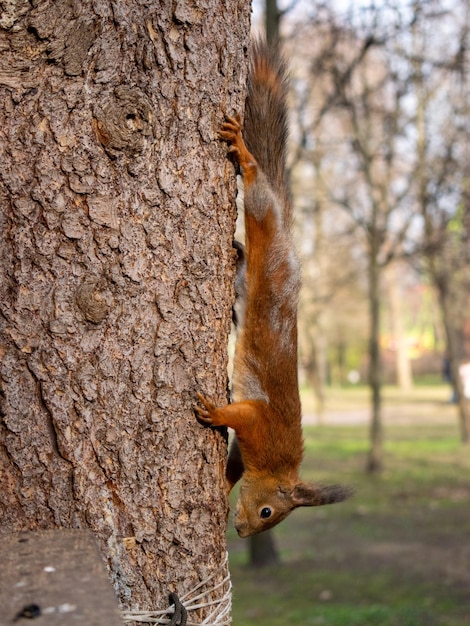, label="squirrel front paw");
[219,115,243,159]
[194,392,217,426]
[219,114,257,184]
